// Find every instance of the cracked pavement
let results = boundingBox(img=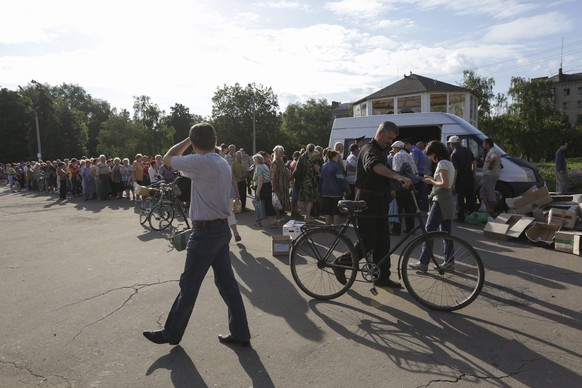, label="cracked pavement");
[1,187,581,387]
